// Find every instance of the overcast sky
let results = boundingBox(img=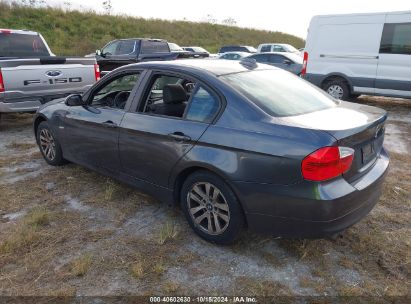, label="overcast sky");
[48,0,410,38]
